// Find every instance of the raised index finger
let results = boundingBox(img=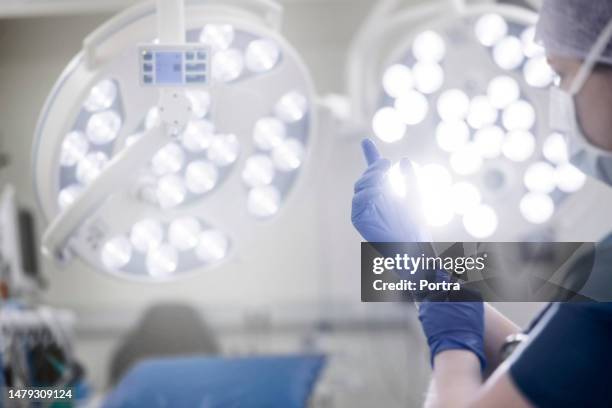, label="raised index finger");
[361,138,381,166]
